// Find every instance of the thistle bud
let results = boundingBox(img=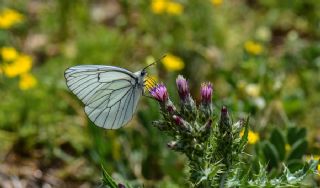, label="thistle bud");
[217,106,233,168]
[152,120,169,131]
[200,82,213,105]
[176,75,190,102]
[172,115,188,130]
[118,184,126,188]
[202,119,212,132]
[199,82,213,120]
[222,106,227,111]
[166,103,176,114]
[221,106,229,121]
[219,106,232,133]
[199,119,213,141]
[176,75,196,118]
[149,83,168,103]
